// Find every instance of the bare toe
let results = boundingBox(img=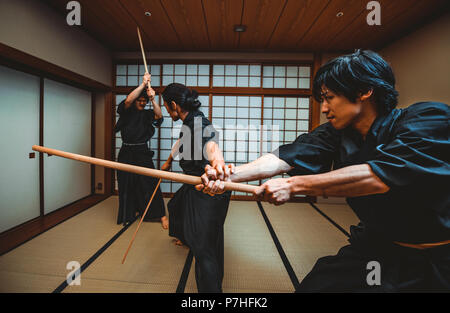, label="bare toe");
[161,216,169,229]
